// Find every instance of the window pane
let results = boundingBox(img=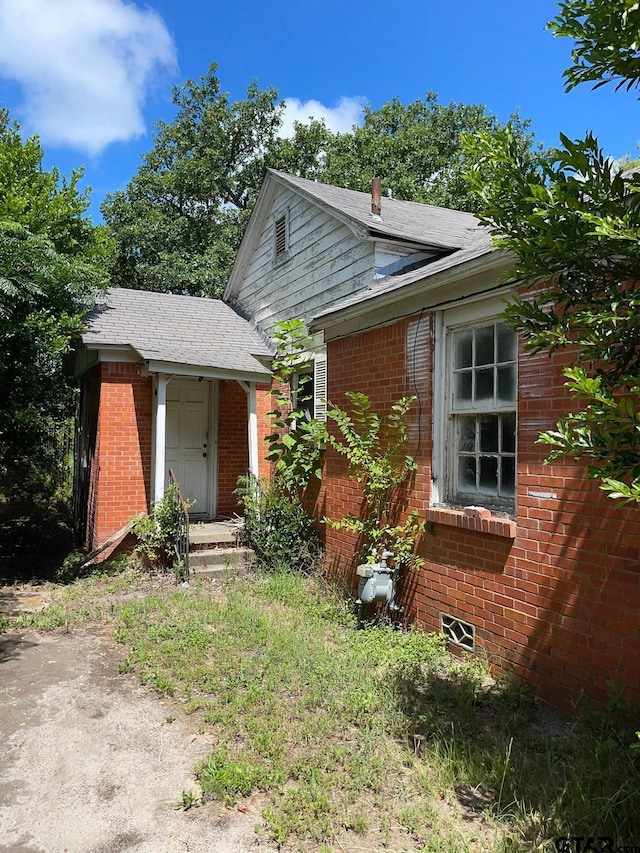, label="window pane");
[475,368,494,402]
[480,415,499,452]
[501,412,516,453]
[497,323,517,362]
[479,456,498,494]
[458,456,477,491]
[455,330,473,368]
[458,456,476,492]
[458,417,476,452]
[497,364,516,404]
[454,371,472,406]
[296,373,314,419]
[475,325,494,365]
[501,456,515,496]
